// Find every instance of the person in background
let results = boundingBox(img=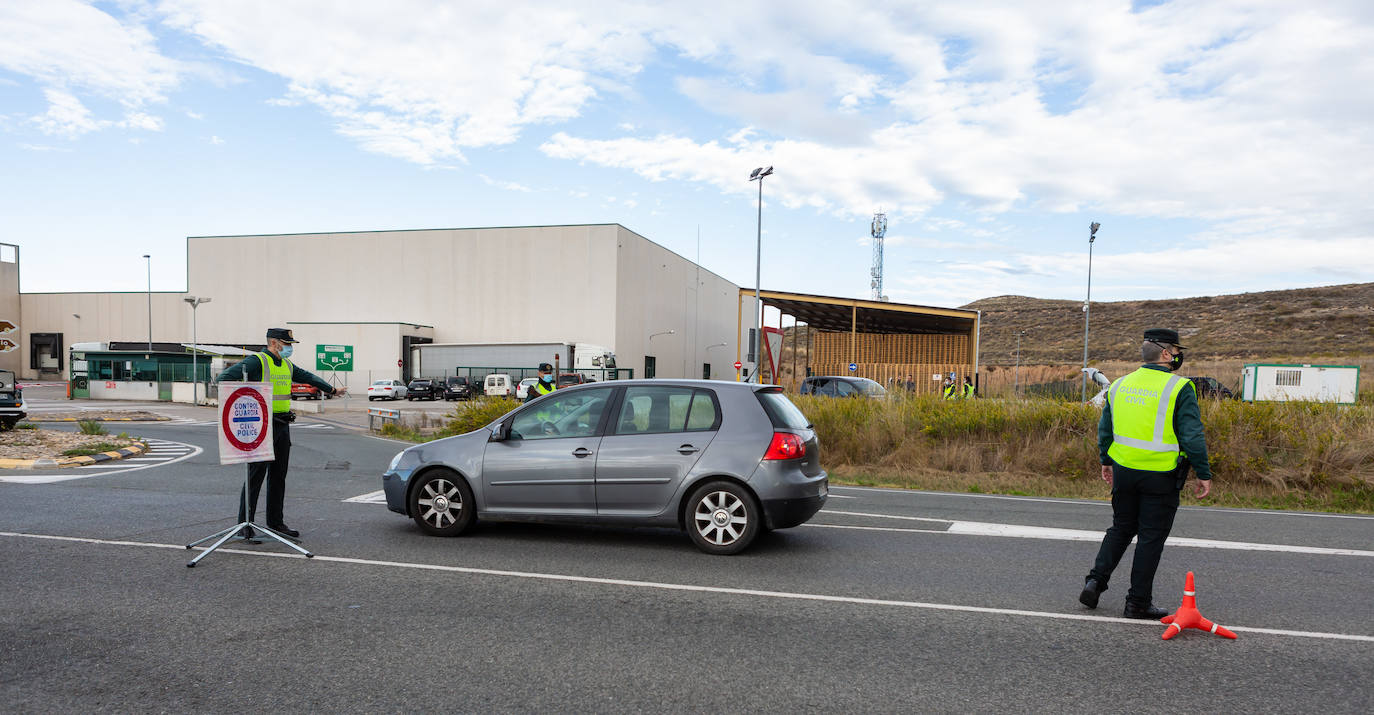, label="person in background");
[963,375,975,399]
[525,362,556,403]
